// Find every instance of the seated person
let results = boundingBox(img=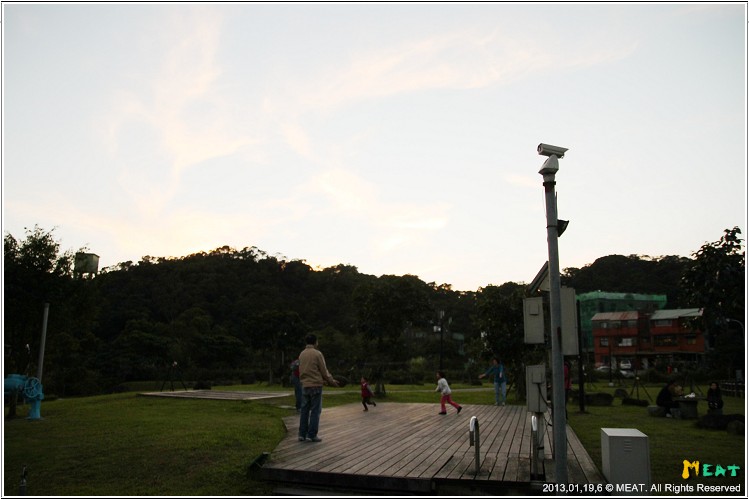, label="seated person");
[706,381,724,415]
[656,380,682,417]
